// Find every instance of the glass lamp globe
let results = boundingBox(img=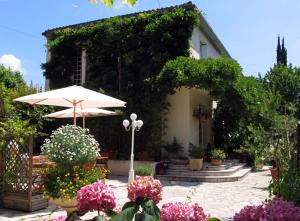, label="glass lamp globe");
[130,113,137,121]
[137,120,143,128]
[123,119,130,128]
